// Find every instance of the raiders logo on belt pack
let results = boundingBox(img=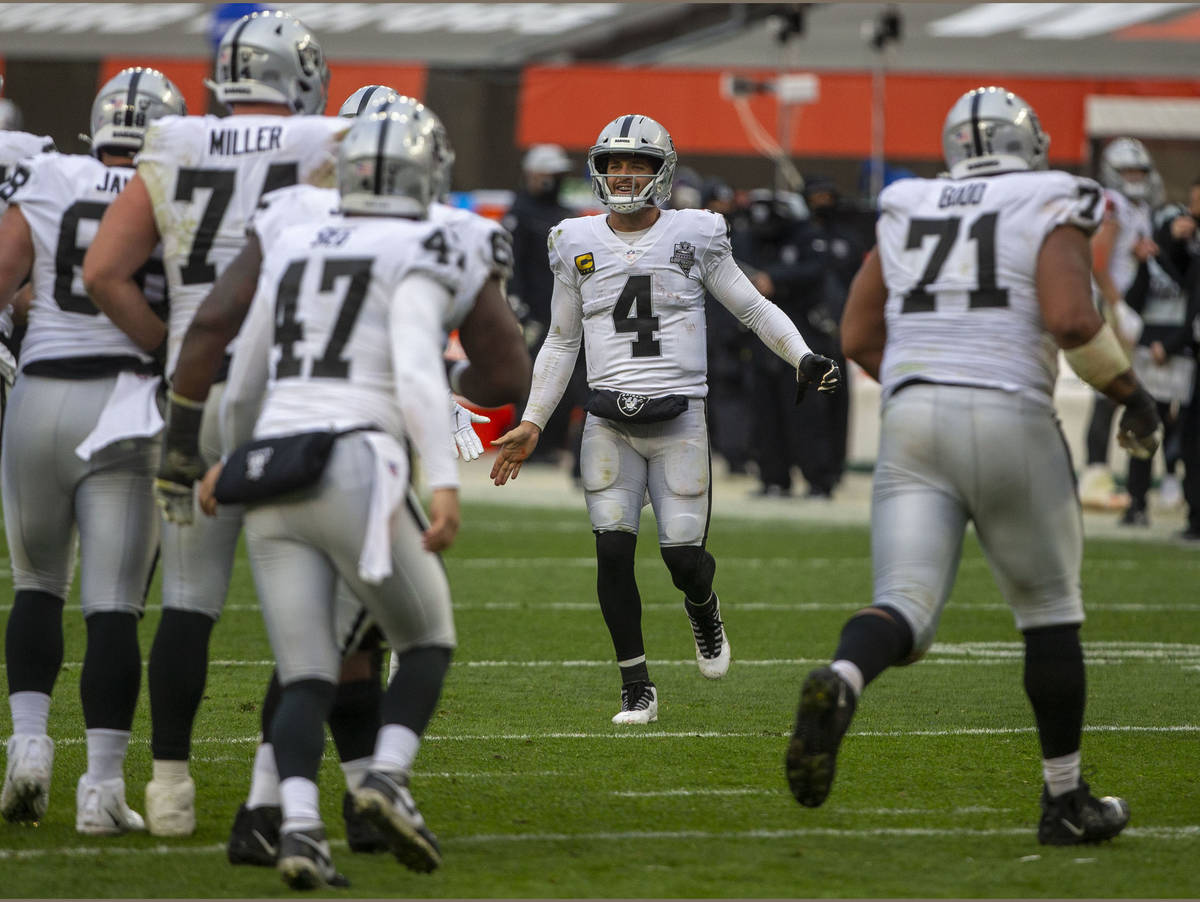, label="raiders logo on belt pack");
[618,392,648,416]
[575,252,595,275]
